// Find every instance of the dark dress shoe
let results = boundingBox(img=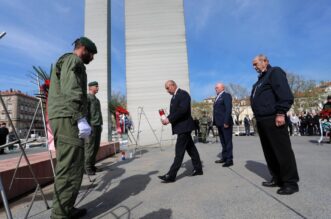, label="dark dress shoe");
[262,181,279,187]
[191,170,203,176]
[222,161,233,167]
[158,175,175,183]
[215,159,225,164]
[92,166,102,172]
[71,207,87,218]
[277,186,299,195]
